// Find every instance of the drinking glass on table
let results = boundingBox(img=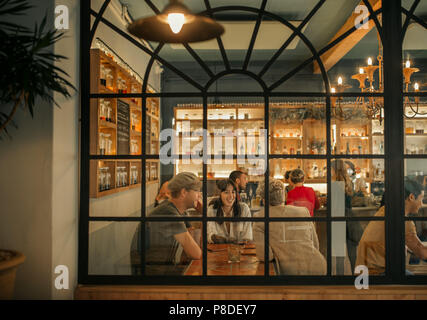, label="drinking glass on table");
[227,238,241,263]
